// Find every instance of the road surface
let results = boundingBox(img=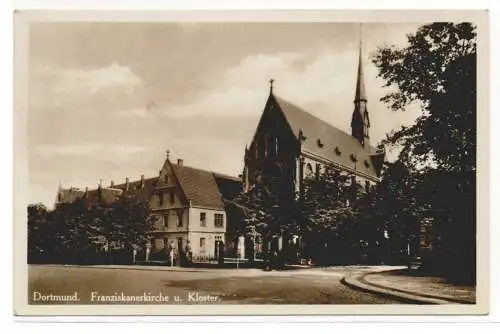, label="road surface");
[28,265,405,304]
